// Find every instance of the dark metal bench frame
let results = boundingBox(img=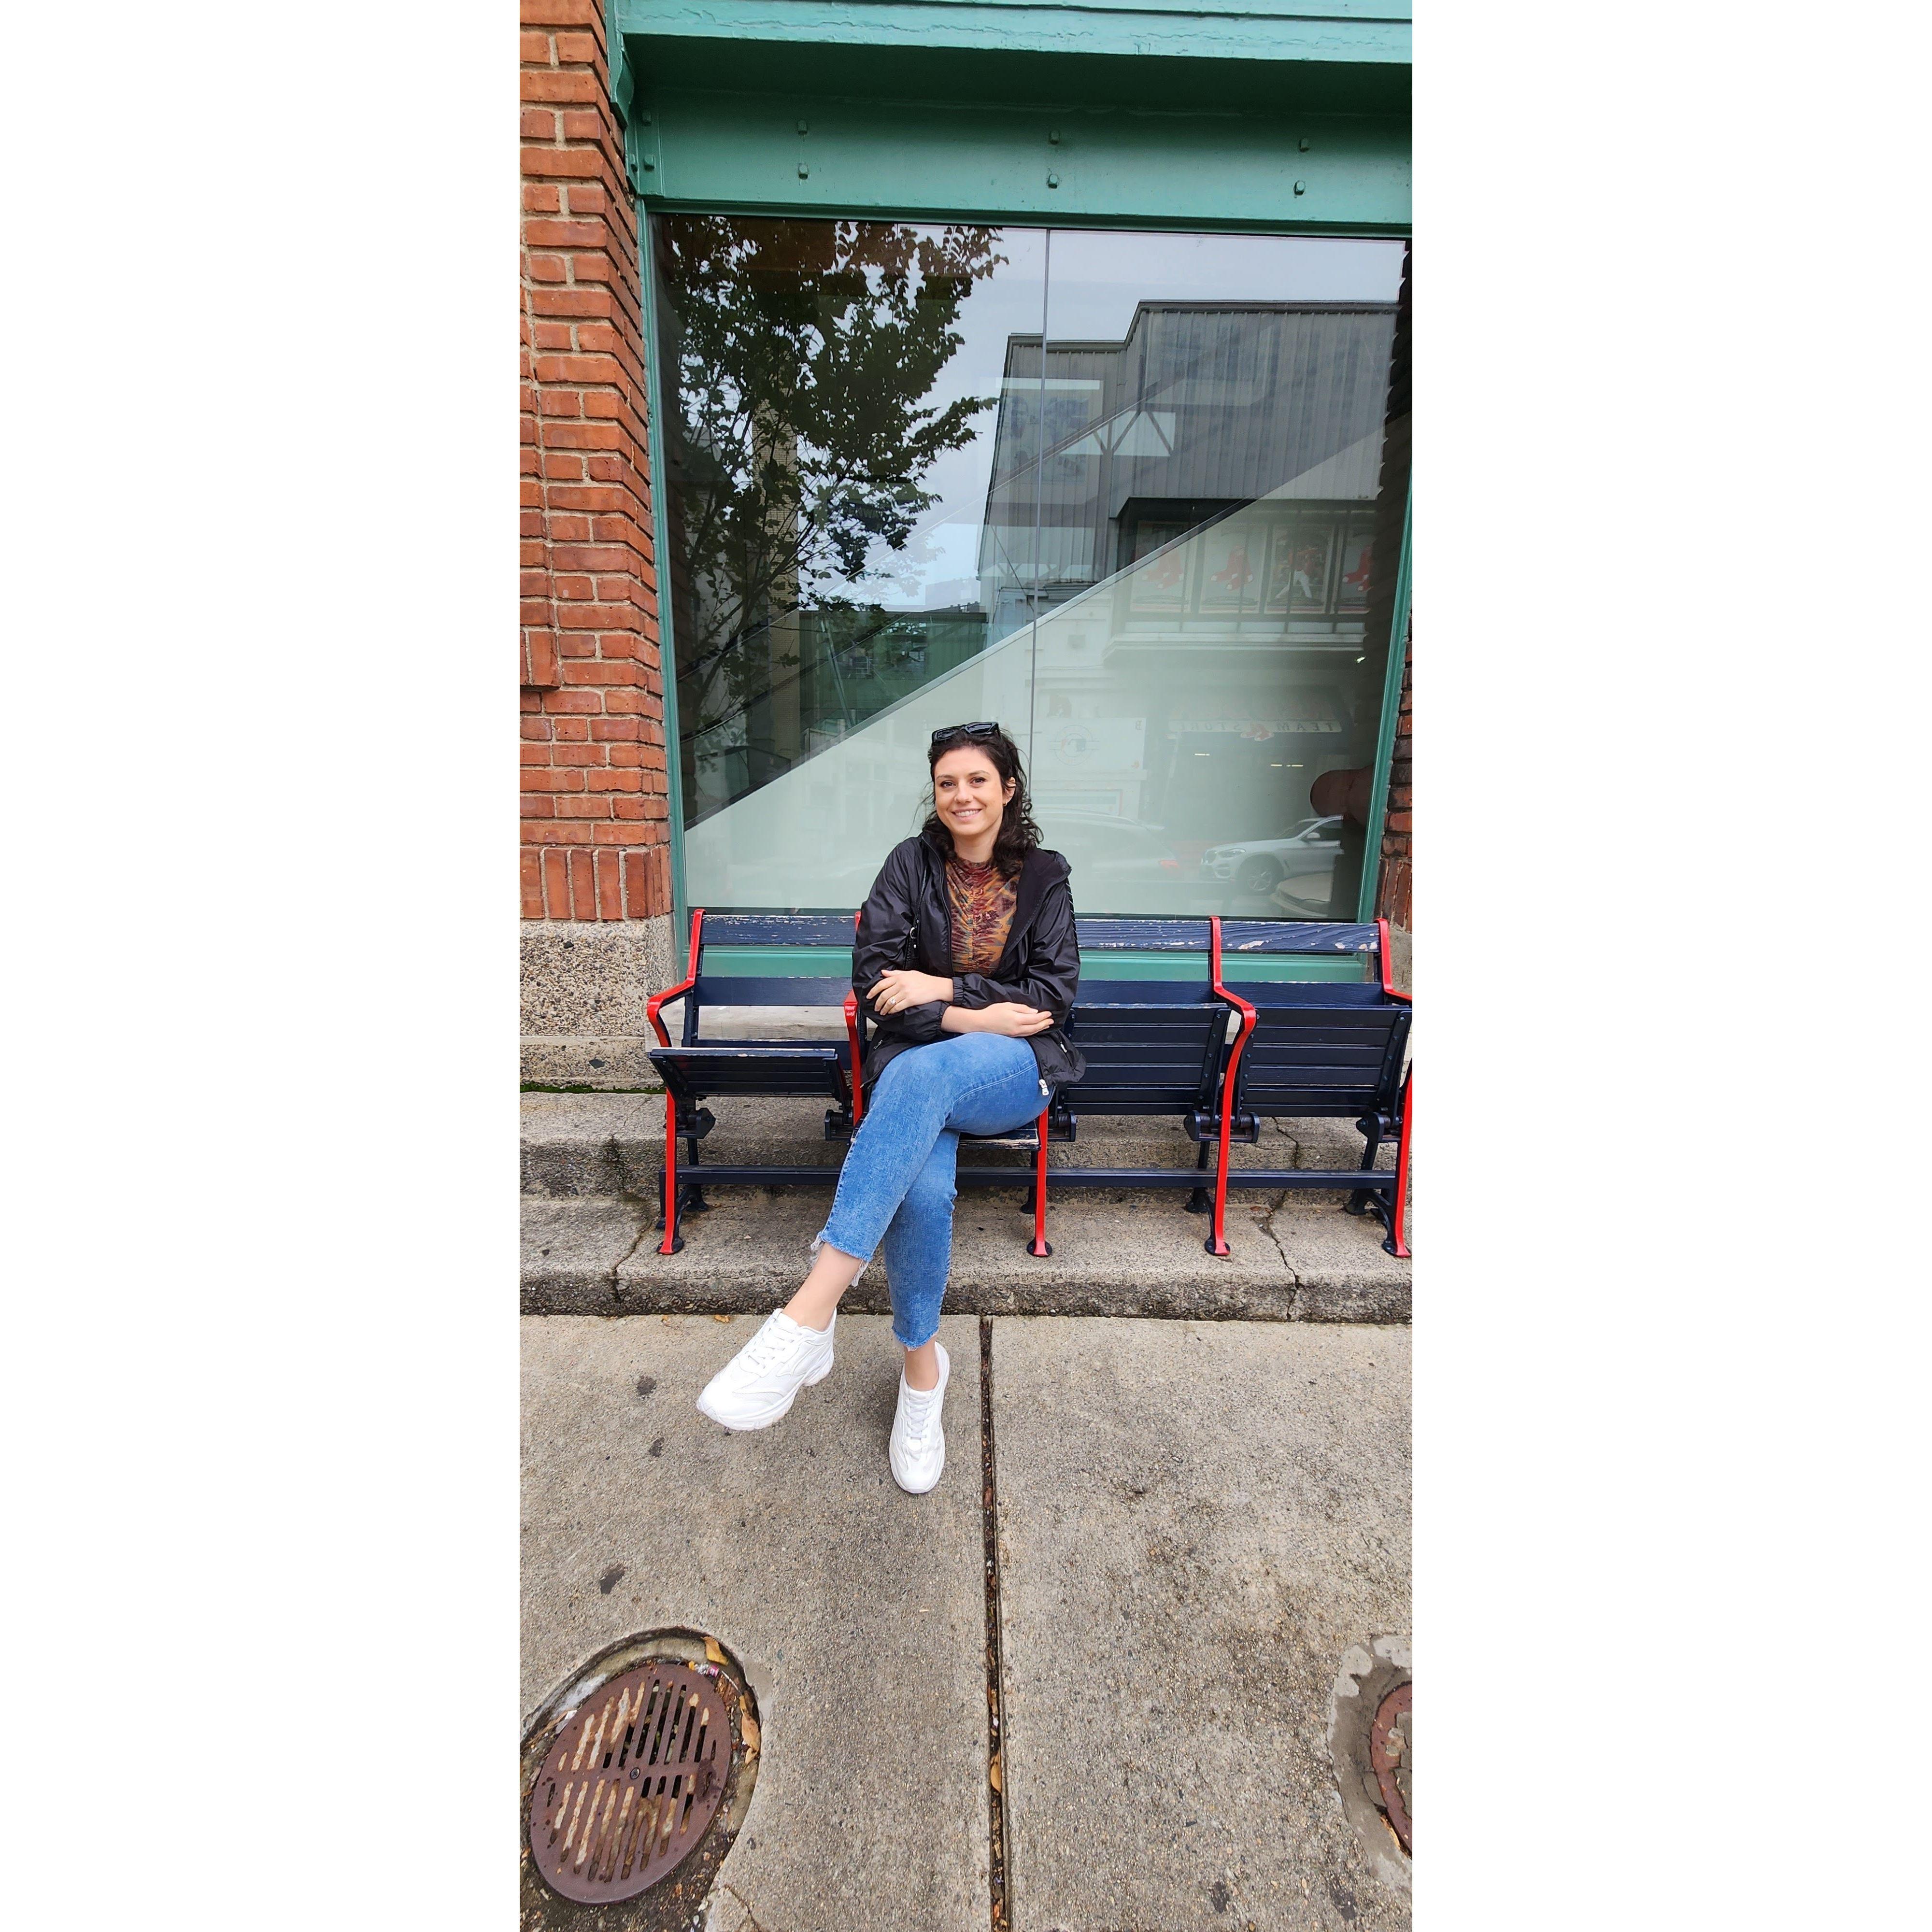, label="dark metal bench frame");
[644,909,1057,1256]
